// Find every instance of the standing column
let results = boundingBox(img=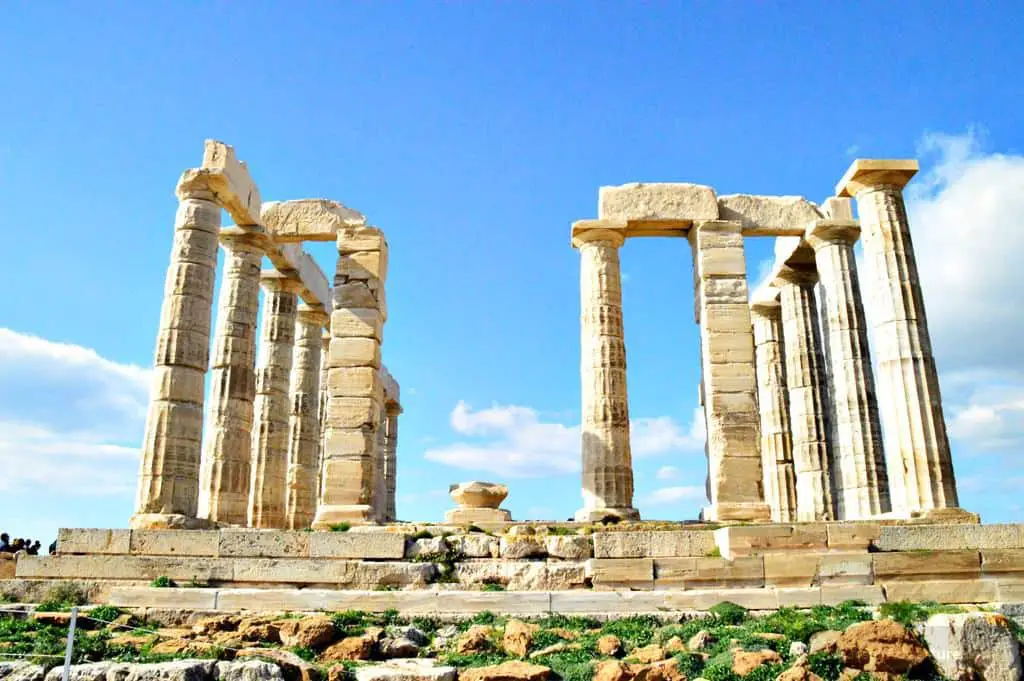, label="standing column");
[249,271,301,528]
[317,330,330,487]
[750,297,797,522]
[132,171,221,529]
[806,219,890,518]
[372,401,388,521]
[313,226,389,527]
[777,264,835,521]
[573,224,639,522]
[198,228,266,525]
[837,161,962,517]
[383,404,400,521]
[689,220,770,522]
[285,305,329,530]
